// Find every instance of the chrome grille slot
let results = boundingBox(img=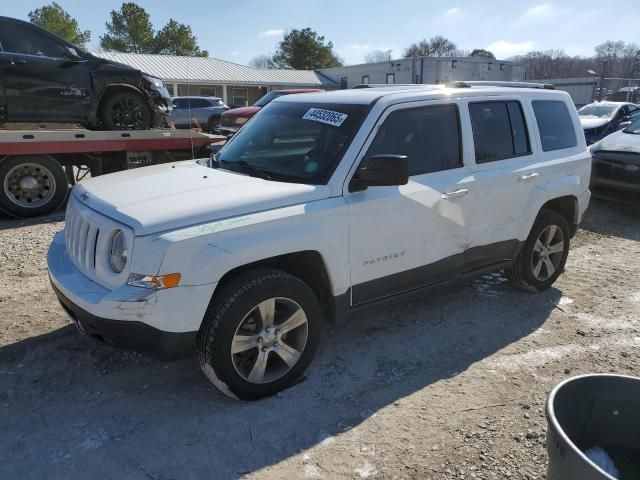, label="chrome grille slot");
[64,198,100,275]
[85,225,99,270]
